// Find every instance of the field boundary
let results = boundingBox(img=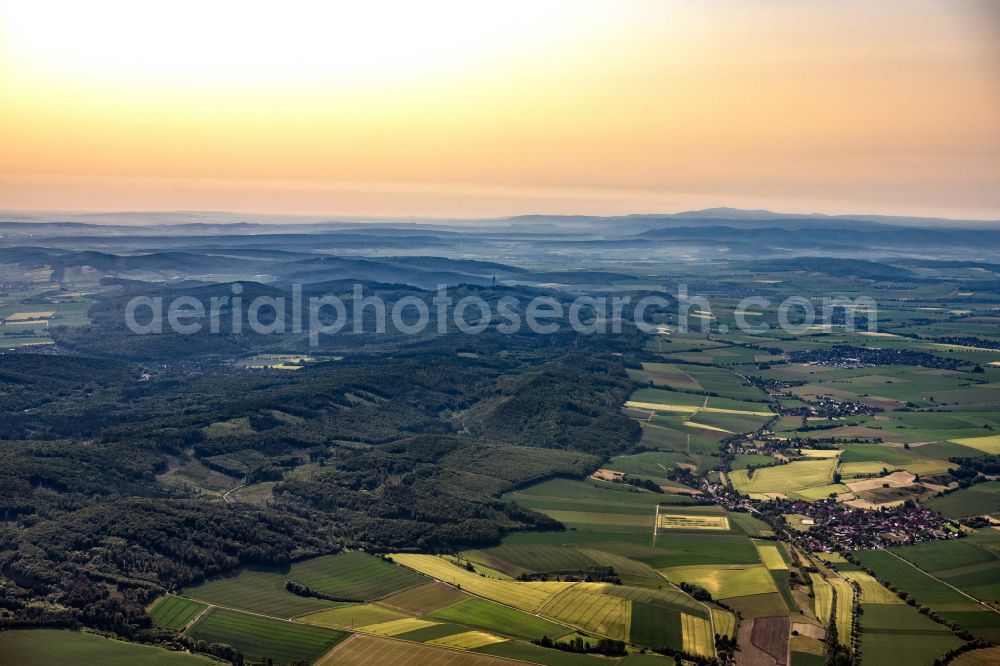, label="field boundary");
[177,595,538,665]
[879,547,1000,615]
